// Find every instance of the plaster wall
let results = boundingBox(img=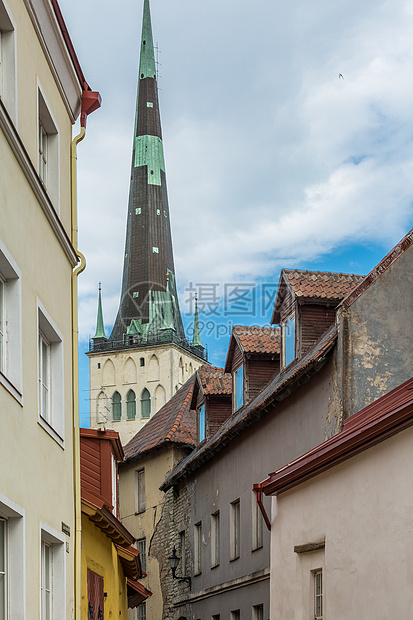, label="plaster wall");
[119,445,190,620]
[89,344,204,445]
[340,244,413,417]
[81,515,128,619]
[269,425,413,619]
[169,357,338,619]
